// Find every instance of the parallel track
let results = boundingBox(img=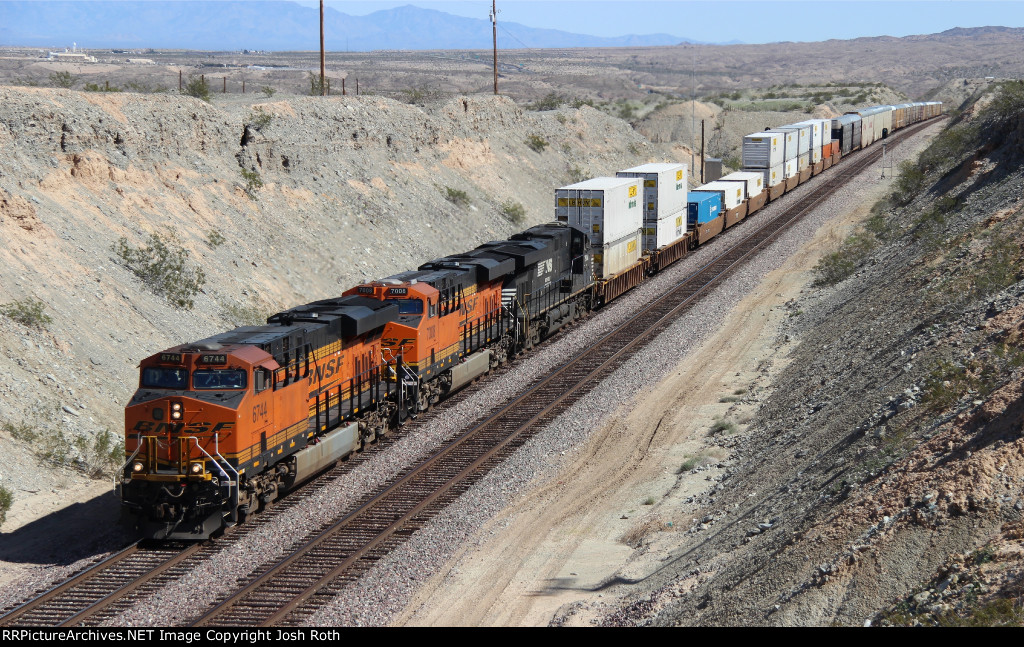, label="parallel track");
[0,118,939,628]
[191,118,940,627]
[0,389,484,627]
